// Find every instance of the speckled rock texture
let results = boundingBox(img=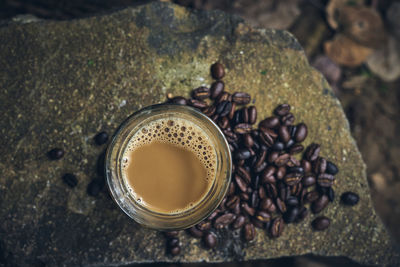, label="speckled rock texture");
[0,2,398,266]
